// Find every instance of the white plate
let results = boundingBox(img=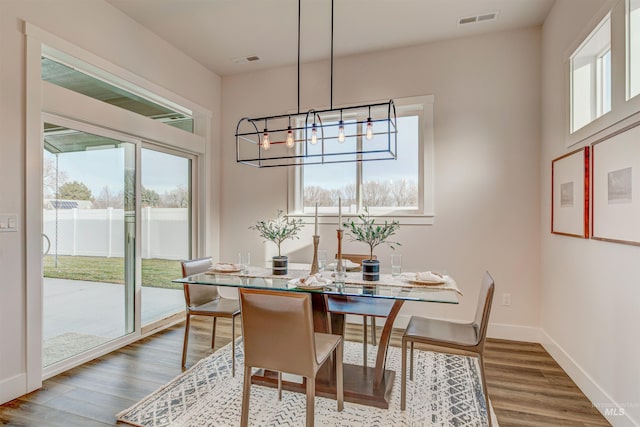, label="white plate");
[401,278,445,286]
[401,273,445,286]
[210,263,242,273]
[288,276,332,290]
